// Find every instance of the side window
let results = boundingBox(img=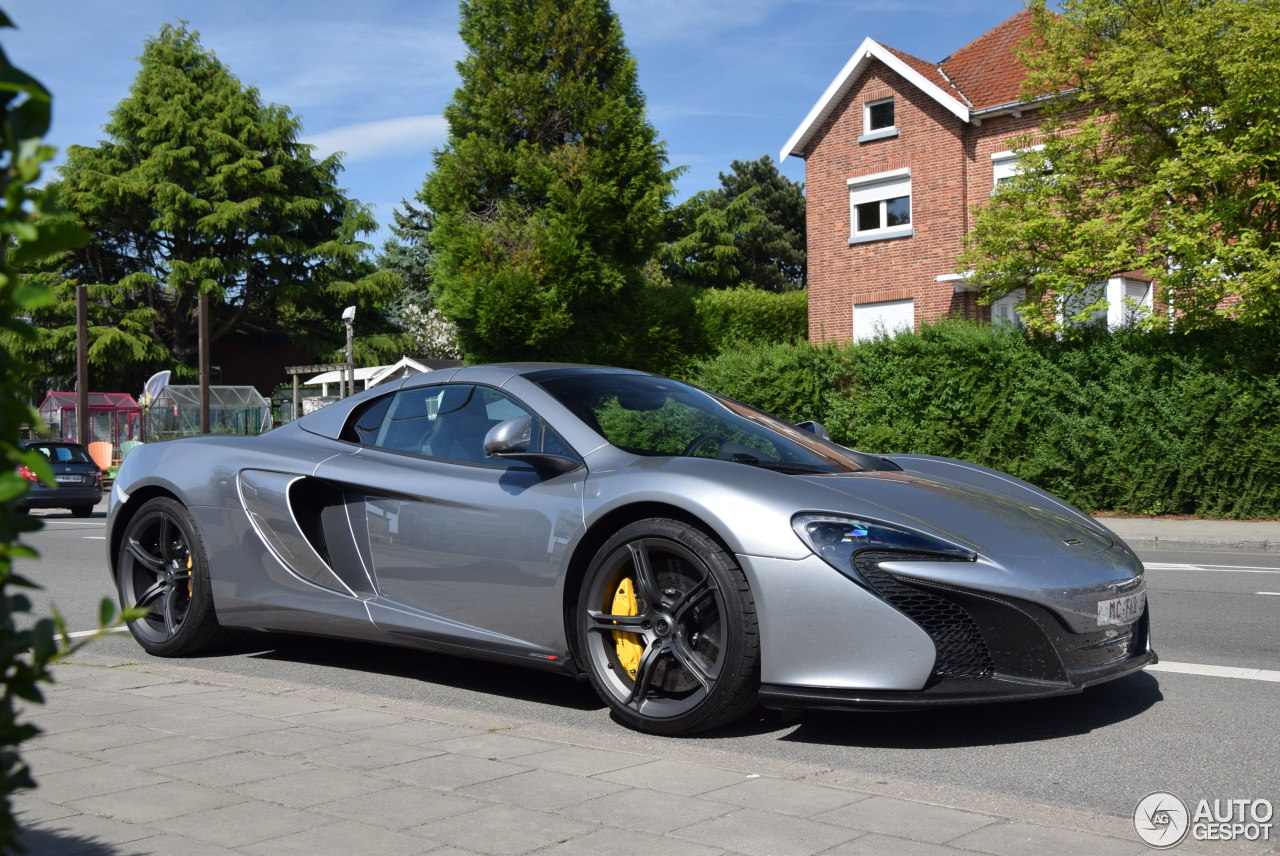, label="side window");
[344,394,394,445]
[346,384,574,465]
[376,386,451,455]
